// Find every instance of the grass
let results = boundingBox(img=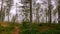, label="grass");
[0,22,60,34]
